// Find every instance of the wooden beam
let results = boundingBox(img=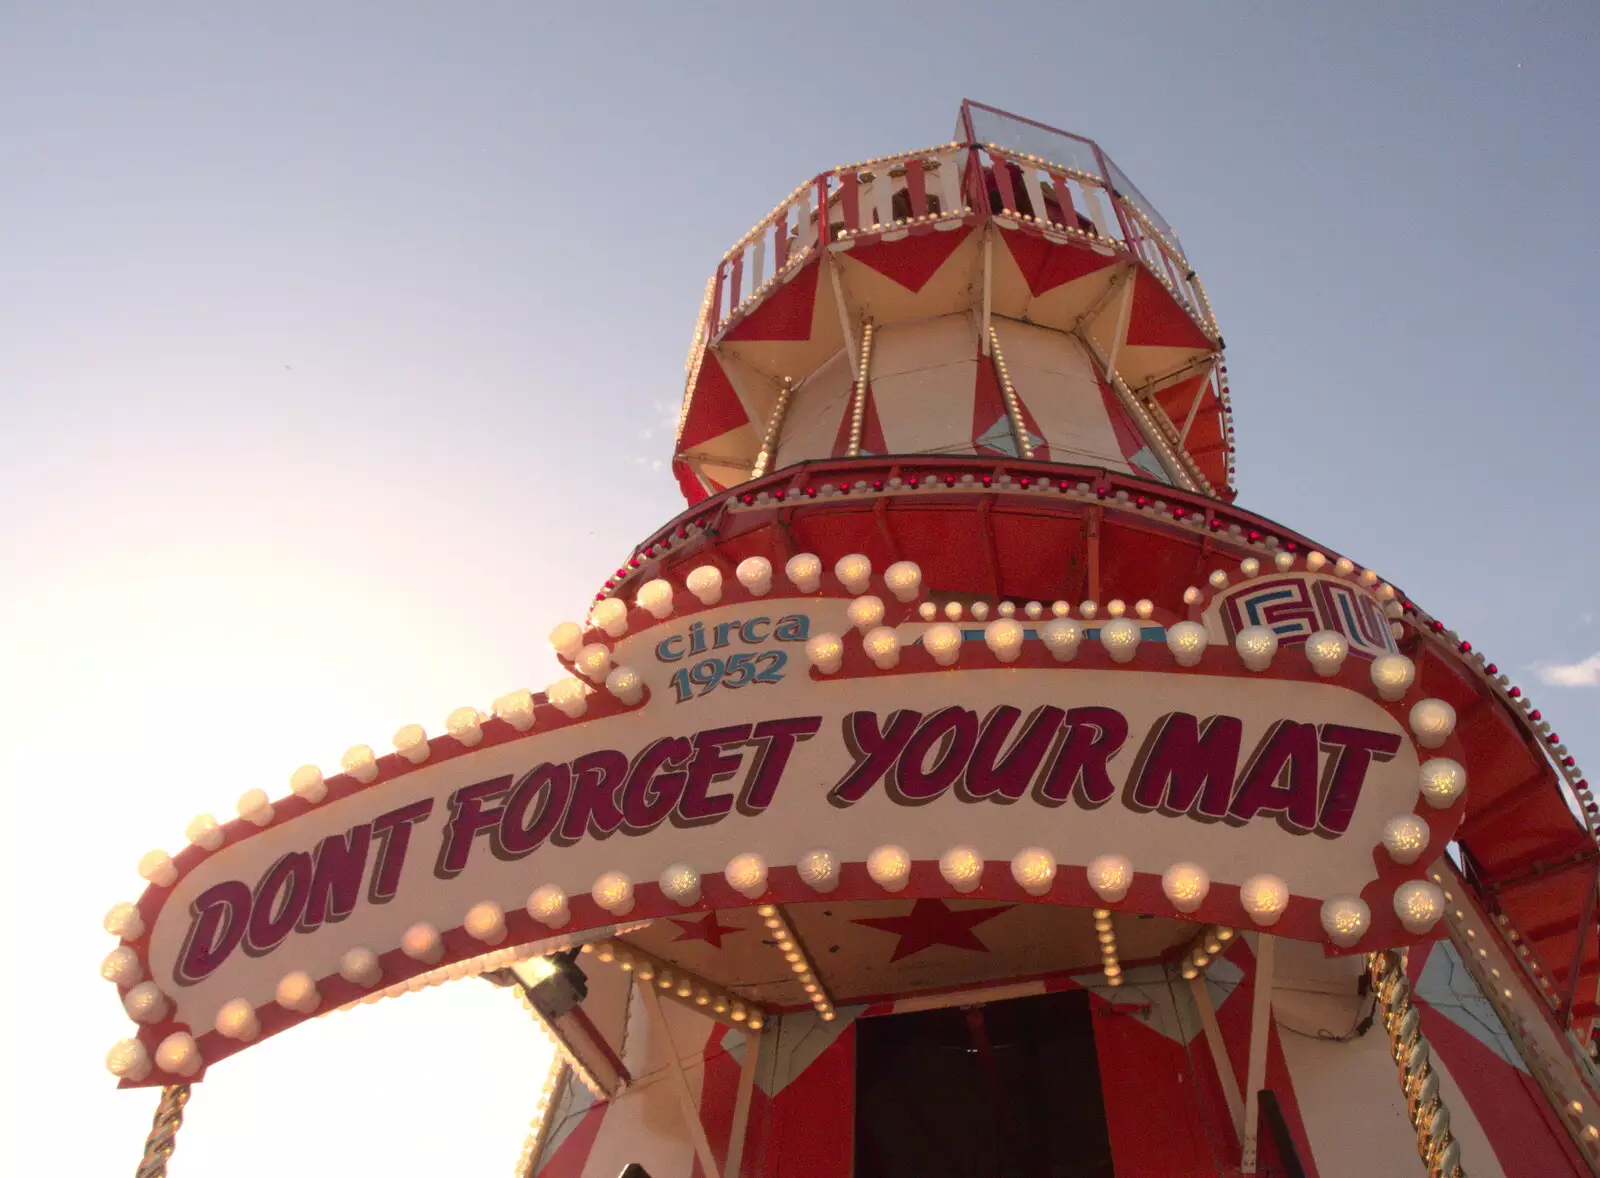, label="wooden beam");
[1240,934,1276,1173]
[980,227,994,355]
[828,255,858,373]
[723,1027,763,1178]
[640,982,722,1178]
[1179,359,1216,445]
[1189,973,1245,1137]
[1103,264,1137,377]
